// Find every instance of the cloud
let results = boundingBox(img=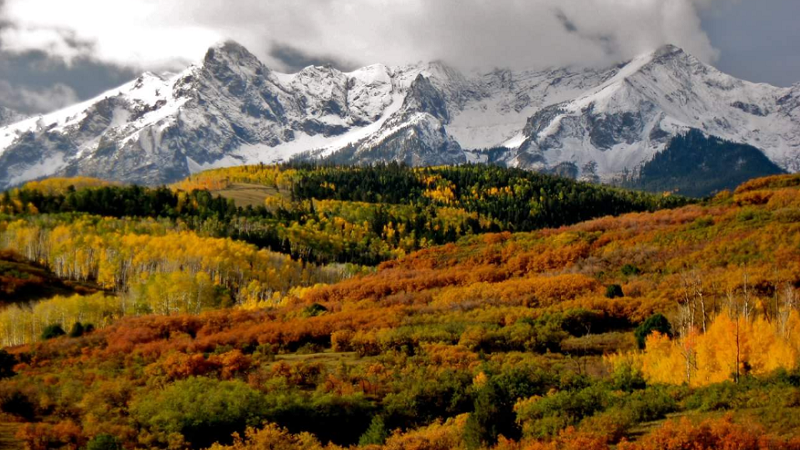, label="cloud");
[0,0,735,74]
[0,26,94,62]
[0,47,137,114]
[0,79,78,113]
[269,43,357,73]
[0,49,137,99]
